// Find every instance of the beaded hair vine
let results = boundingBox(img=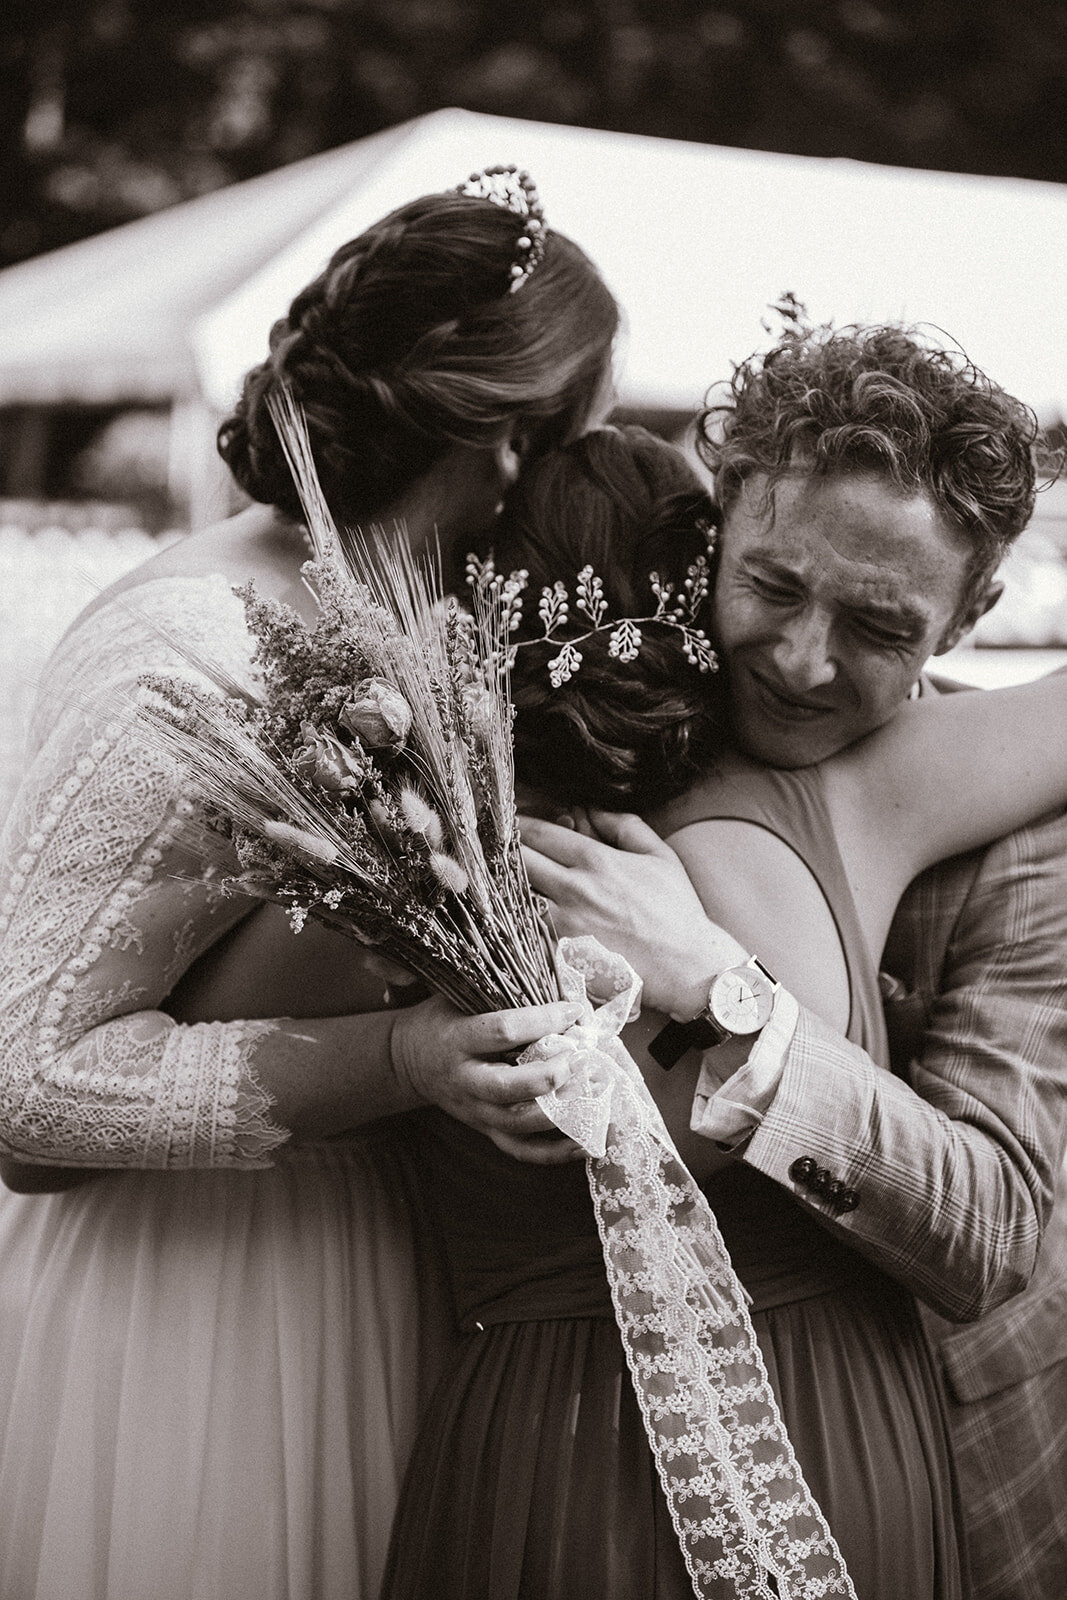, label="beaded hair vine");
[466,540,719,689]
[451,164,547,293]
